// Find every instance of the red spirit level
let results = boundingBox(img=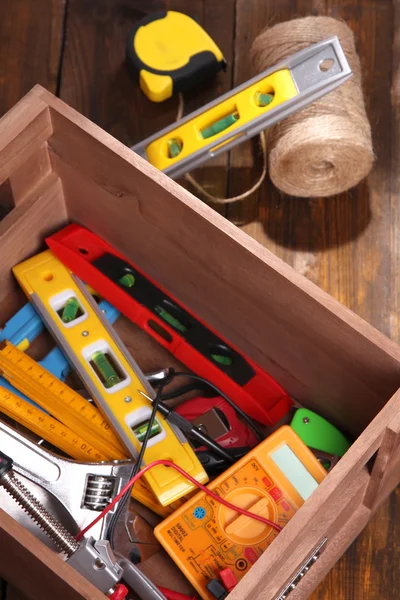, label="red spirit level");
[47,225,292,425]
